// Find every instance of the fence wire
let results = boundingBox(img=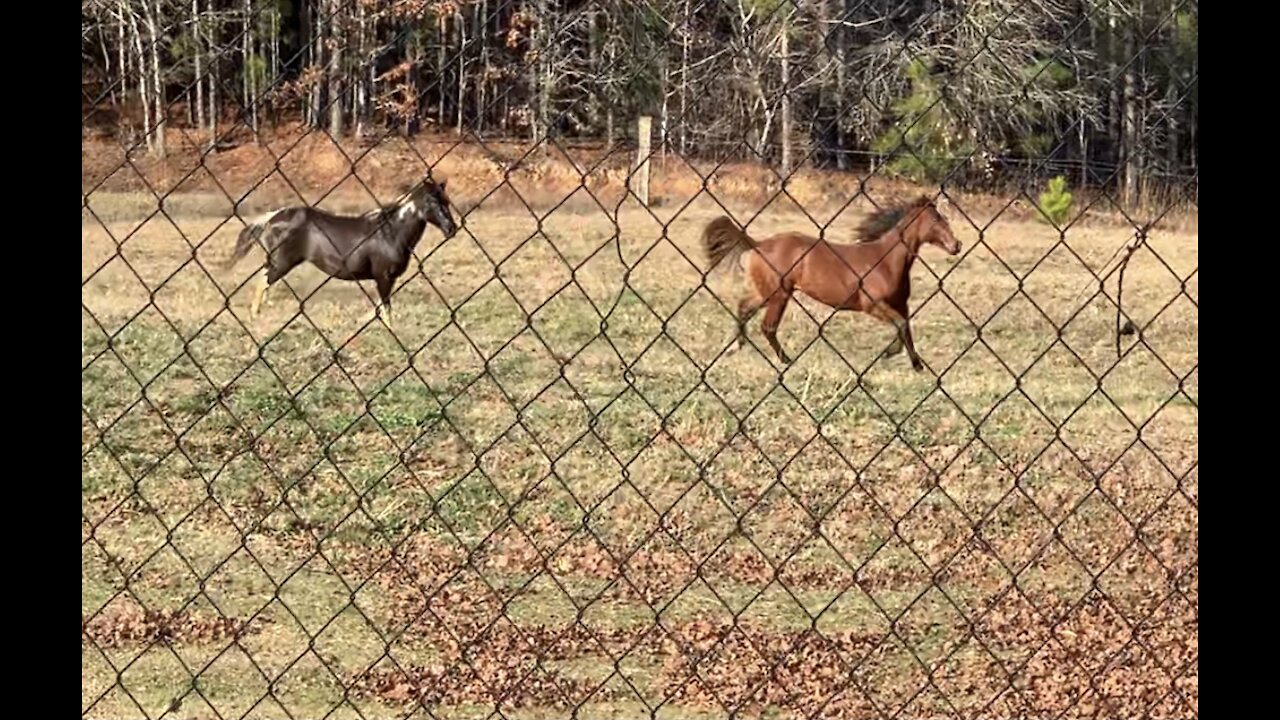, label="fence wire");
[82,1,1198,718]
